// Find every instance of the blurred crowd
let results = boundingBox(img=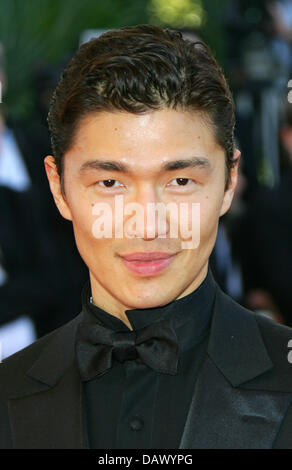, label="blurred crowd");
[0,0,291,358]
[0,45,89,358]
[210,0,292,325]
